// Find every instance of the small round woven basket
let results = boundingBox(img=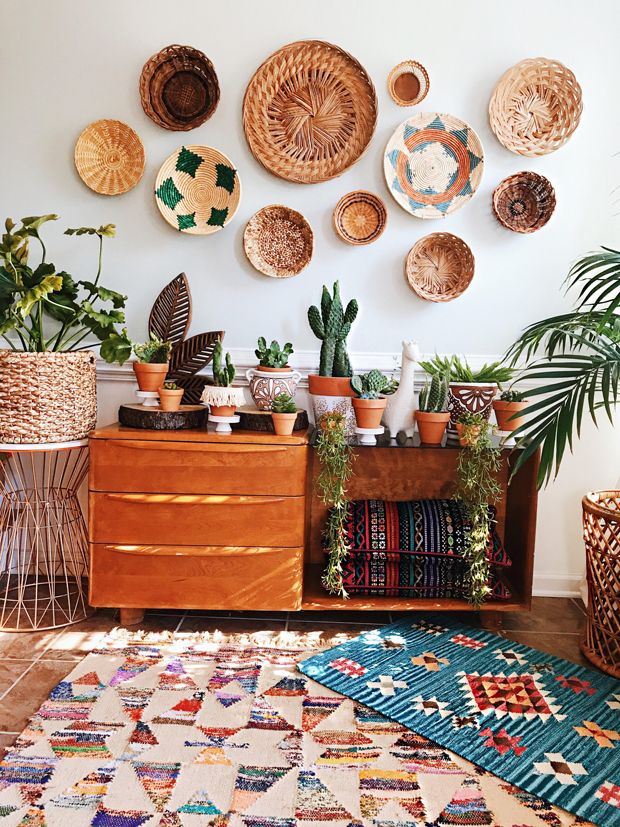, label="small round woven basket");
[405,233,474,301]
[244,205,313,278]
[489,57,582,156]
[74,119,145,195]
[581,491,620,678]
[387,60,430,106]
[333,191,387,245]
[492,171,556,233]
[0,351,97,443]
[140,44,220,131]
